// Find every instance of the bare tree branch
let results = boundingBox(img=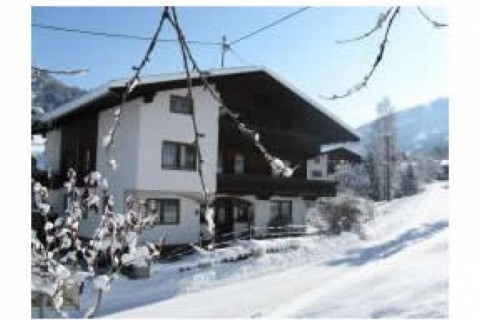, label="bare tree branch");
[319,7,401,100]
[417,7,448,28]
[166,8,209,204]
[104,7,169,154]
[166,7,298,179]
[336,7,393,44]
